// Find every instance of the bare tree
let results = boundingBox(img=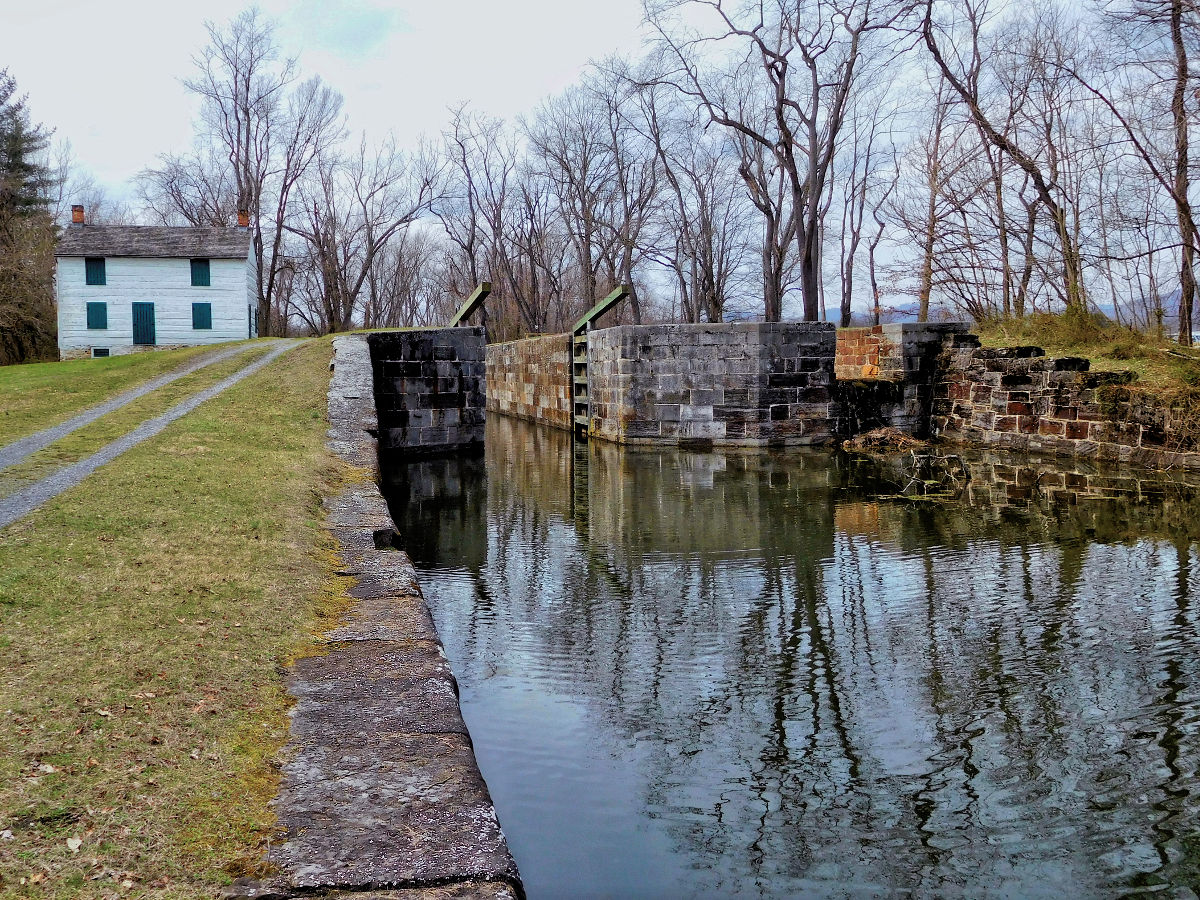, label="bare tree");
[177,9,344,335]
[613,54,755,323]
[138,144,238,227]
[1052,0,1200,341]
[287,137,439,333]
[364,226,449,328]
[833,82,897,326]
[47,141,133,226]
[647,0,909,321]
[921,0,1090,315]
